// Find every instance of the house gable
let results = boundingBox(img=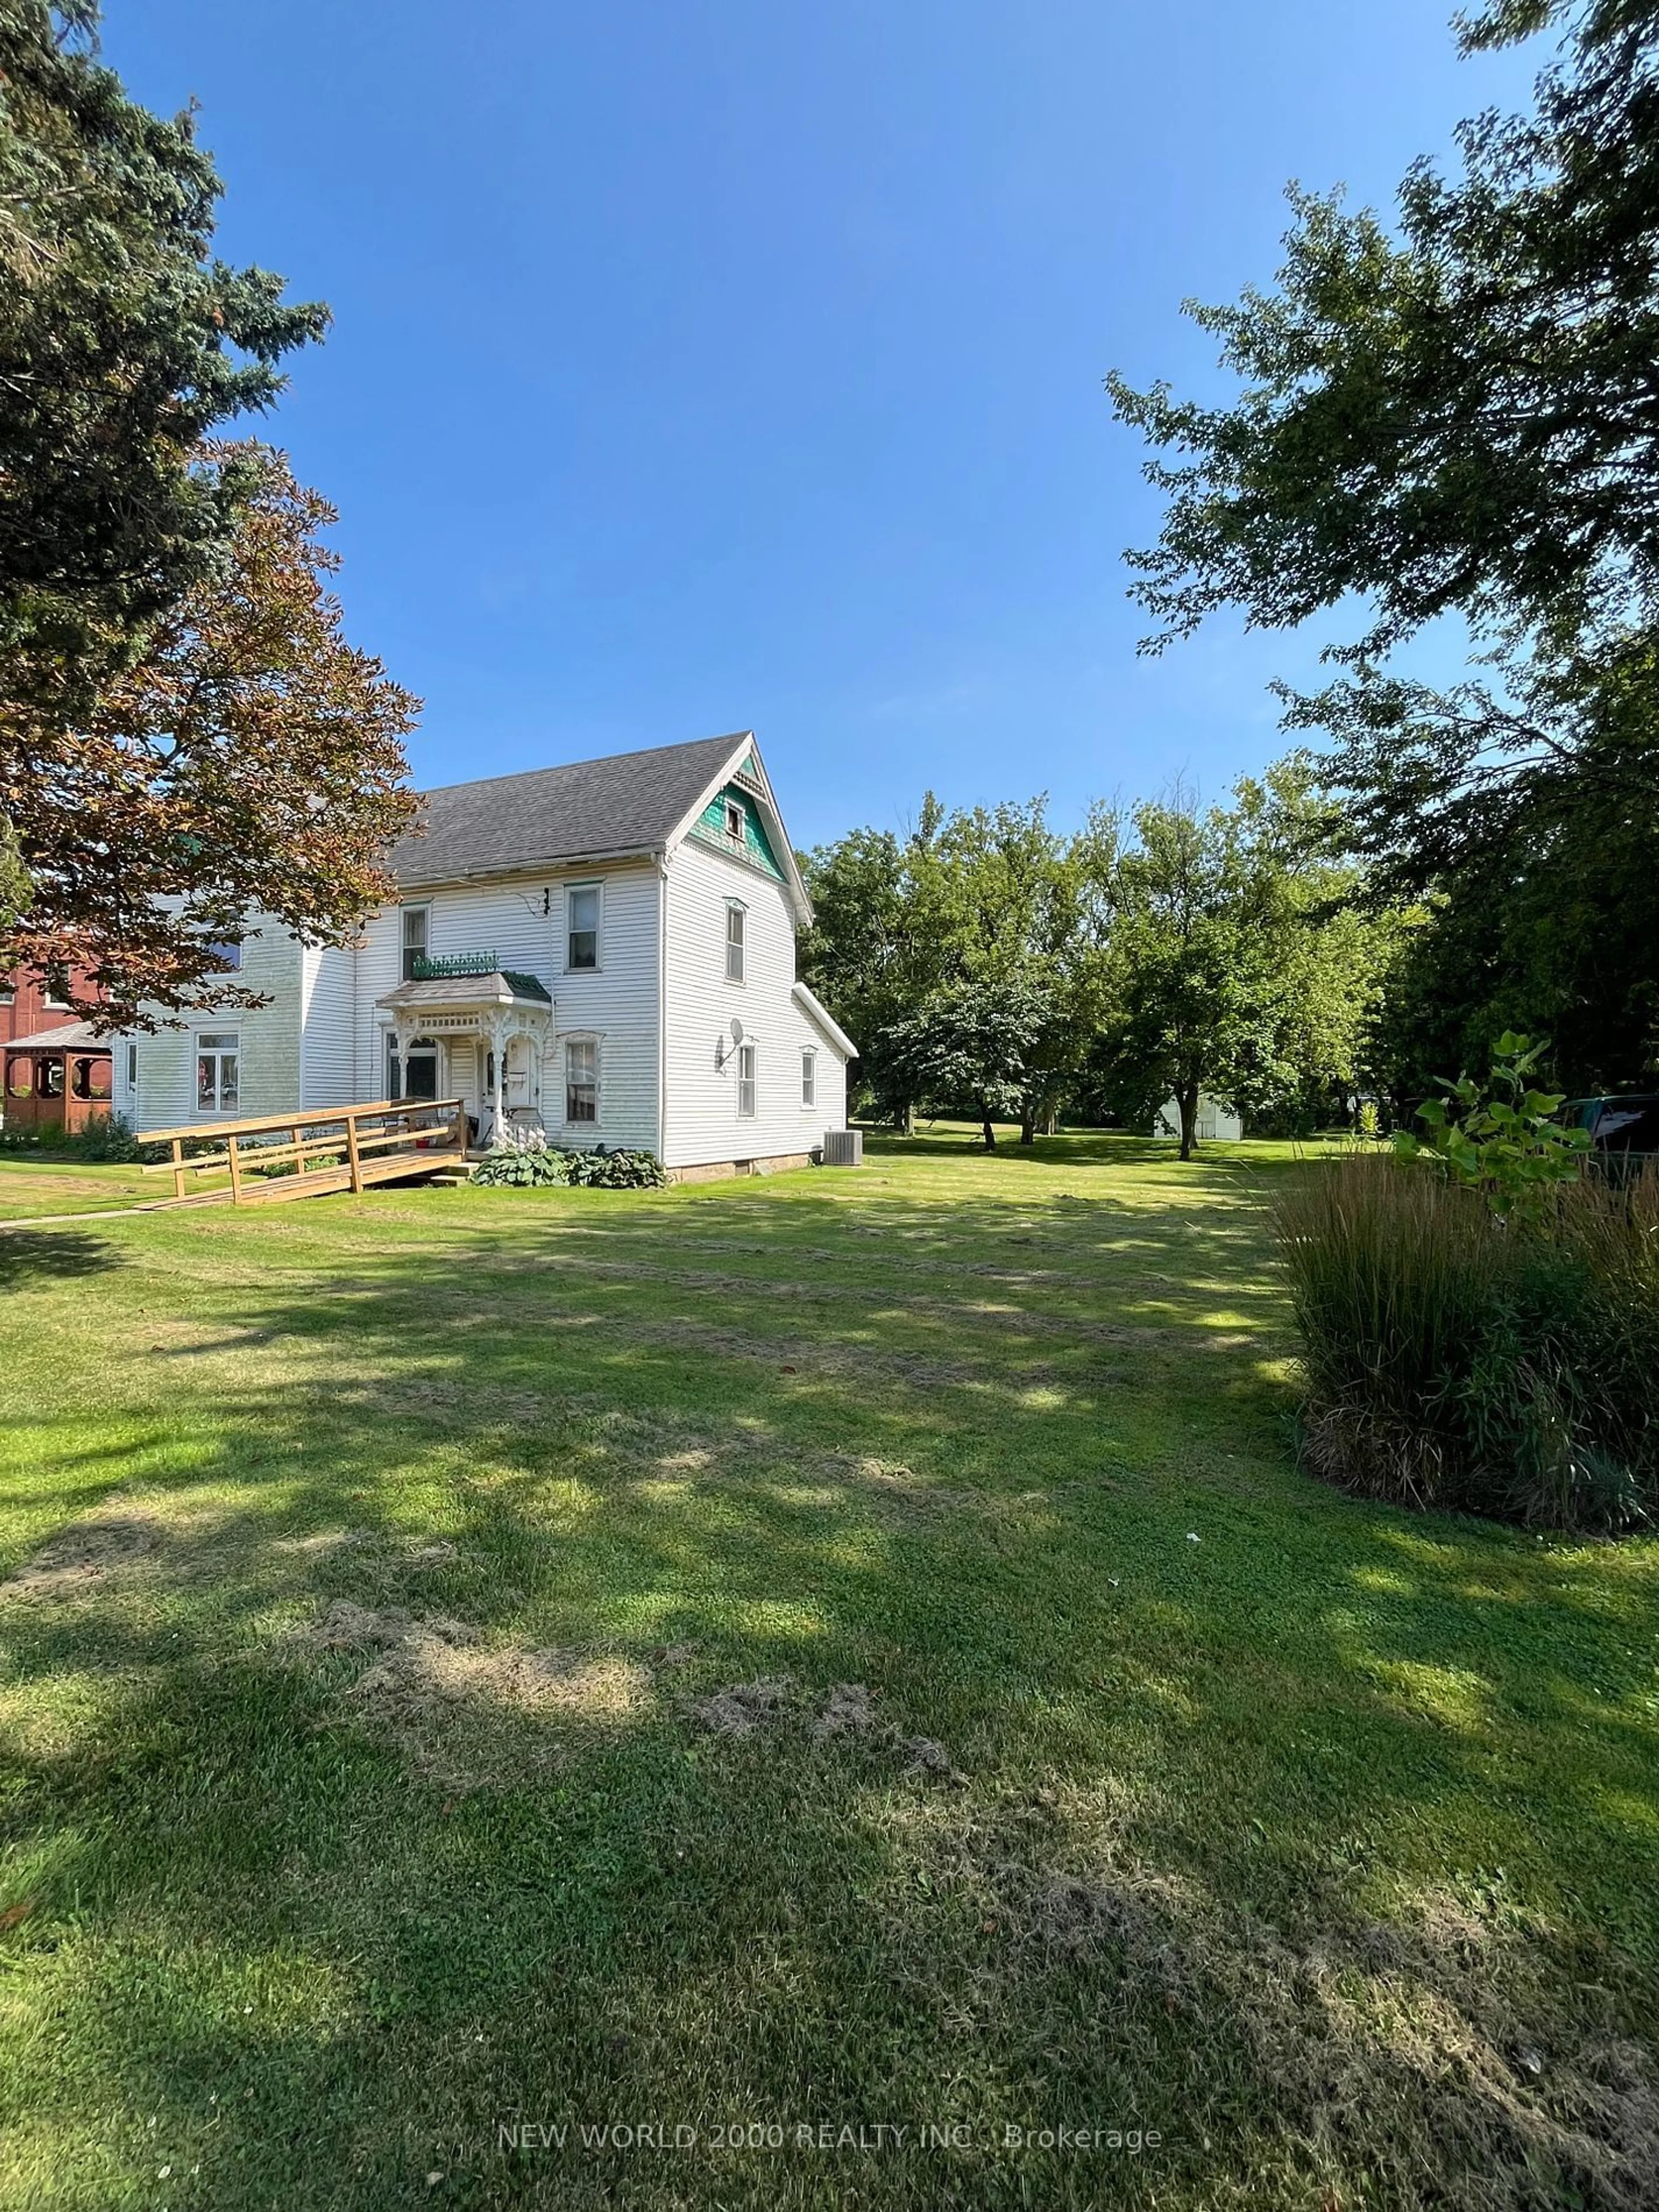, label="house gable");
[664,737,813,928]
[686,782,785,880]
